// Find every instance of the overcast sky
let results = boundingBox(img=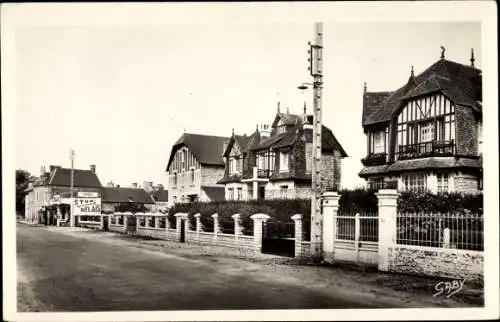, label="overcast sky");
[7,4,484,189]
